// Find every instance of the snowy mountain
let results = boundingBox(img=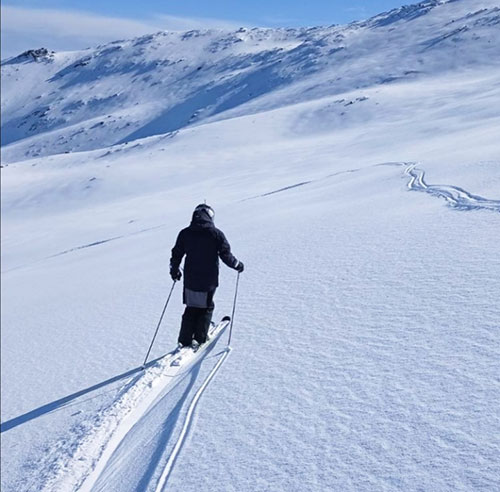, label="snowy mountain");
[2,0,500,162]
[2,1,500,491]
